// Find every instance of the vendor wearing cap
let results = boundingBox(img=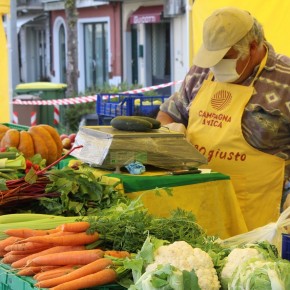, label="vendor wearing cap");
[157,7,290,231]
